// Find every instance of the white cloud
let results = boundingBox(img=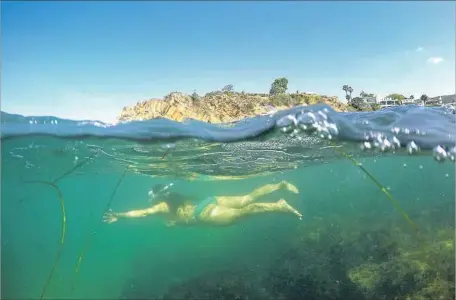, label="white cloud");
[427,56,444,64]
[416,46,424,52]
